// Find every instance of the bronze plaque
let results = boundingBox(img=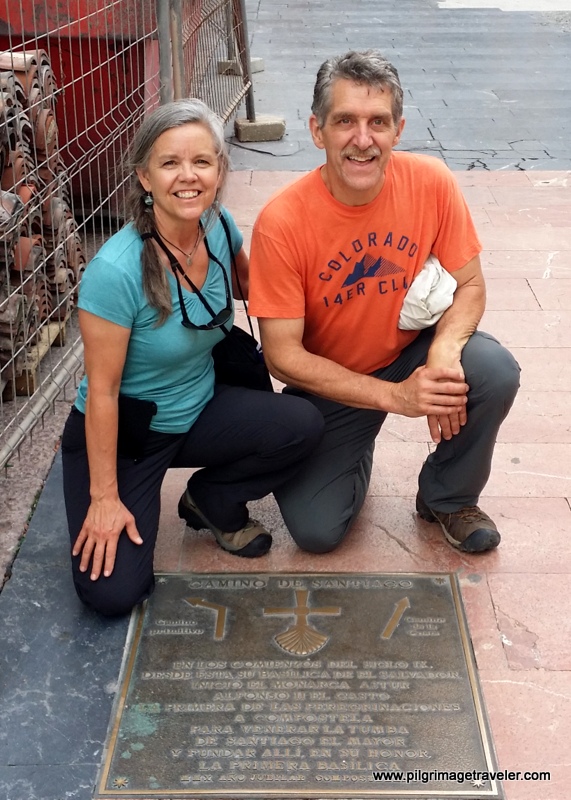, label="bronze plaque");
[96,573,503,799]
